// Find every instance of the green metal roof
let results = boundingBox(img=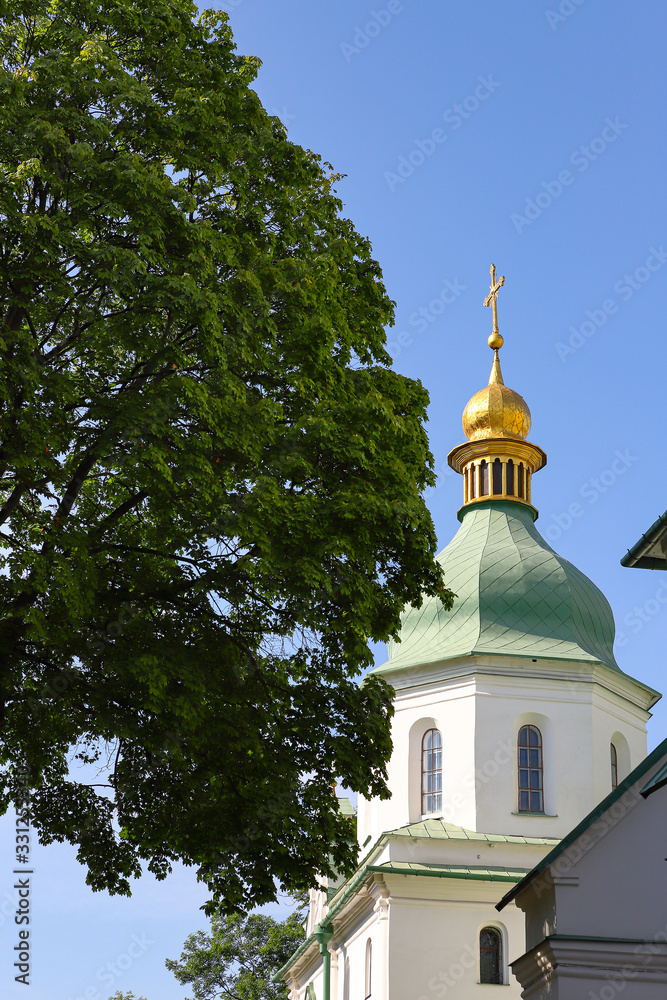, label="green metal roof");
[369,861,531,882]
[376,500,621,674]
[497,735,667,910]
[390,816,560,846]
[640,759,667,798]
[275,817,558,982]
[336,796,356,818]
[621,510,667,570]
